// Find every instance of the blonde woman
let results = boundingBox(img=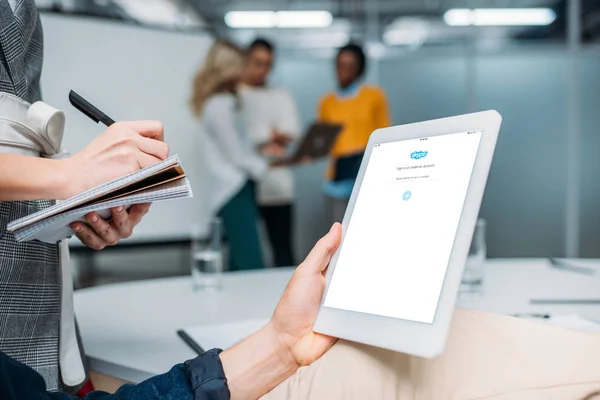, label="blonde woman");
[190,40,269,271]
